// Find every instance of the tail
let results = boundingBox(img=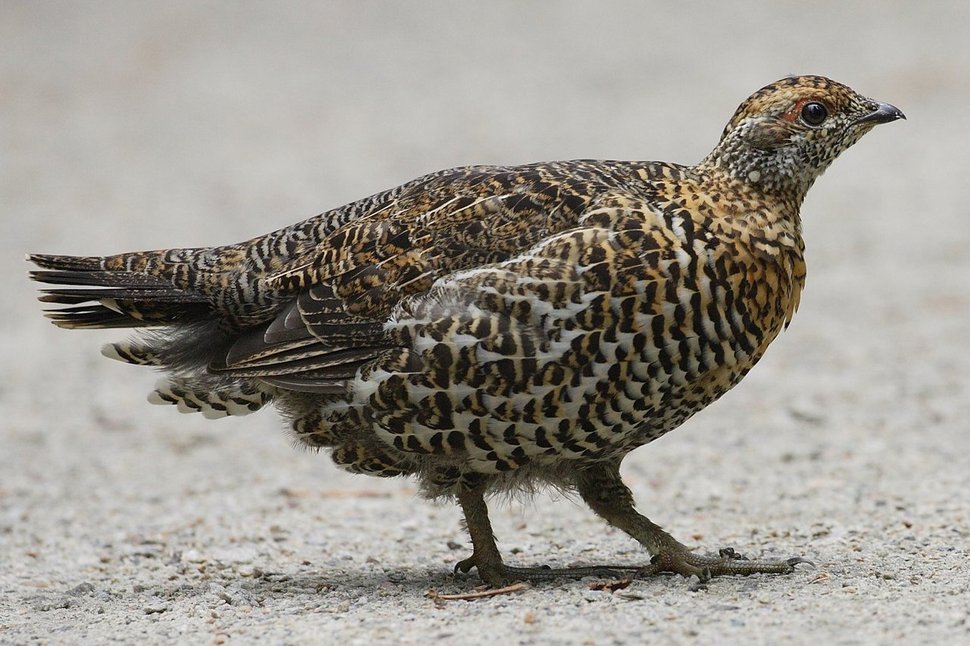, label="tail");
[28,250,274,418]
[28,251,212,329]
